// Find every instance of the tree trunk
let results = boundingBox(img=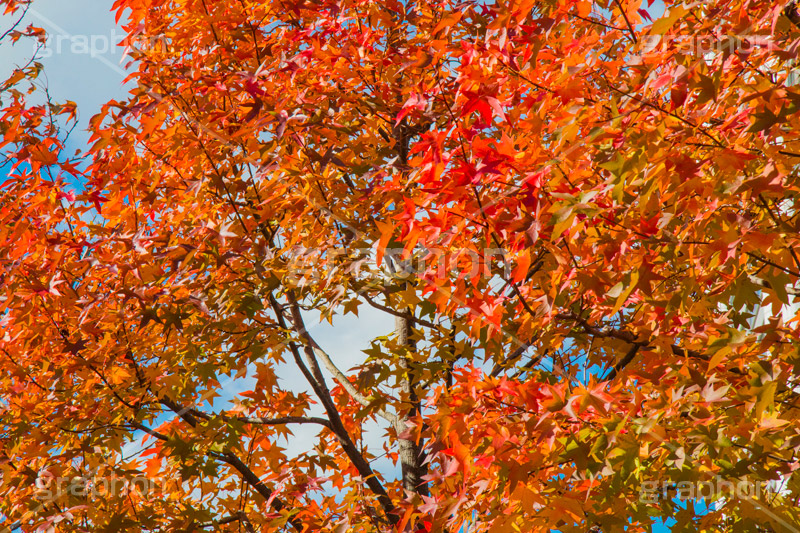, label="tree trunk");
[395,313,429,496]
